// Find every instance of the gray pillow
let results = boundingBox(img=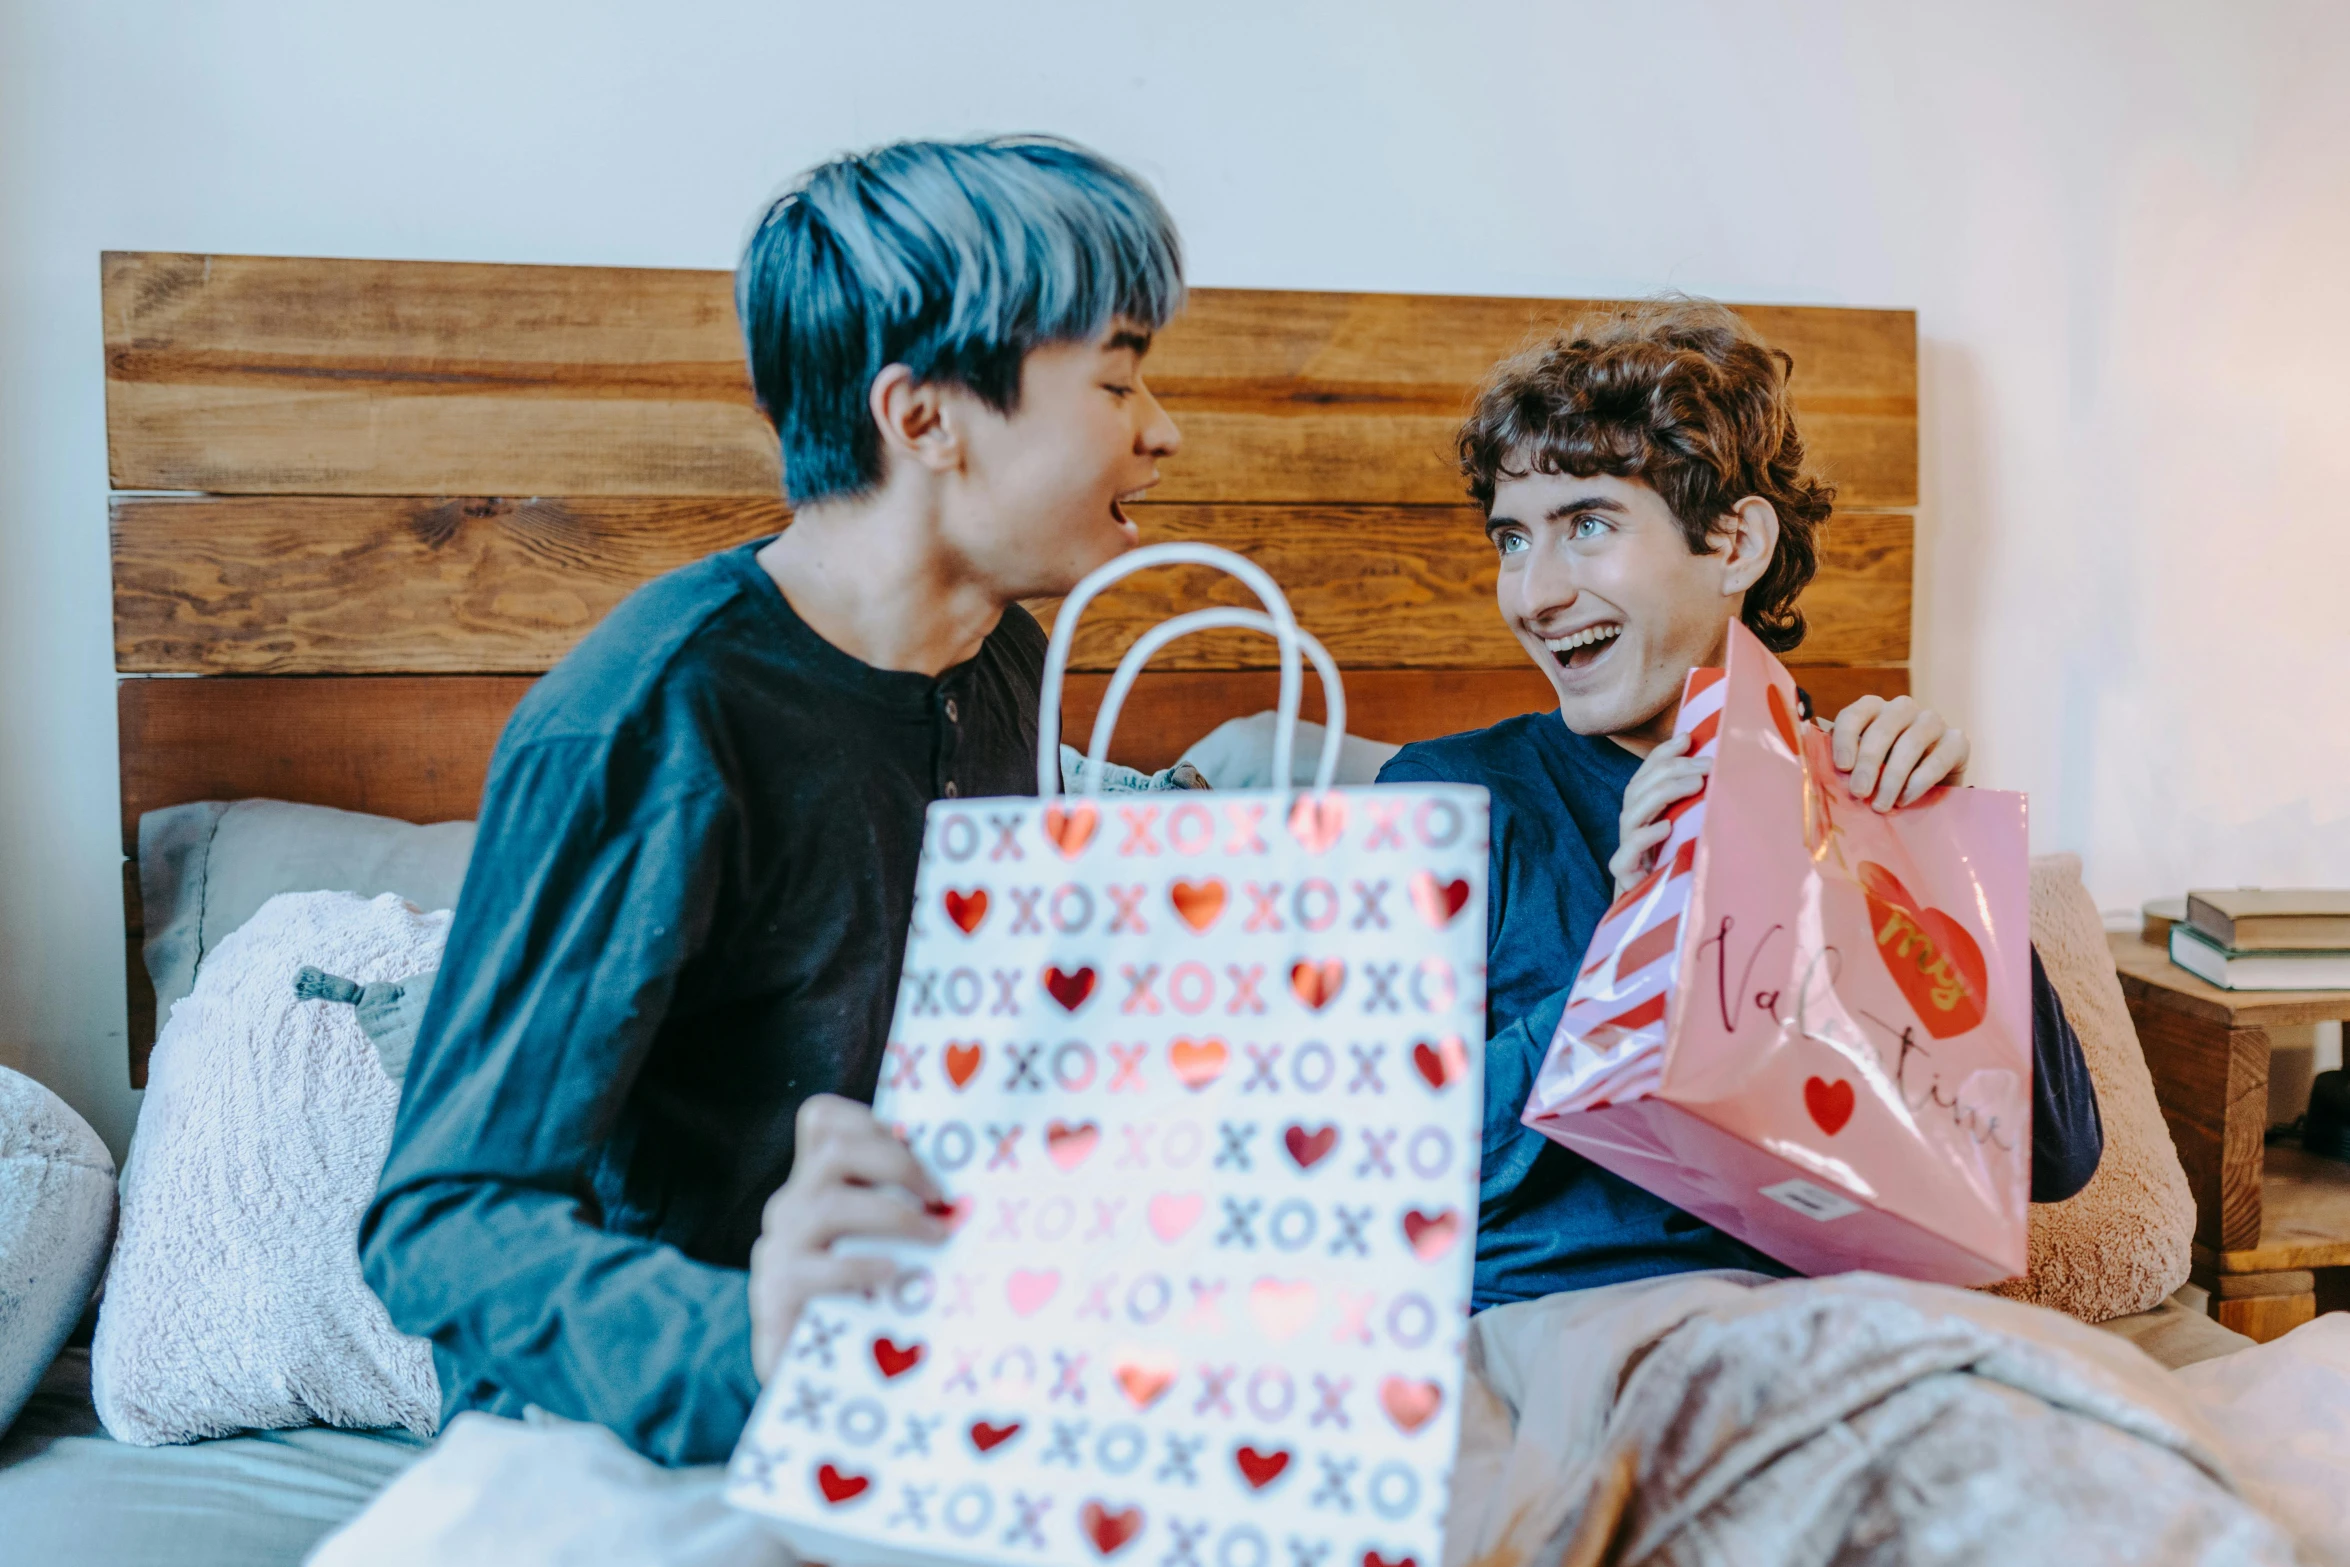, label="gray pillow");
[0,1065,116,1436]
[140,801,473,1029]
[294,968,436,1081]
